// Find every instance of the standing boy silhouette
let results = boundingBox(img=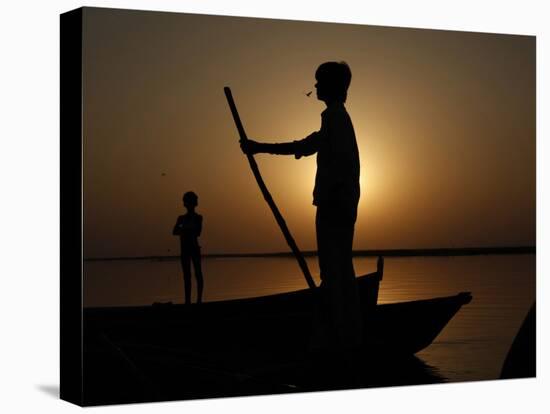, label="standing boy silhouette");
[173,191,204,304]
[241,61,362,349]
